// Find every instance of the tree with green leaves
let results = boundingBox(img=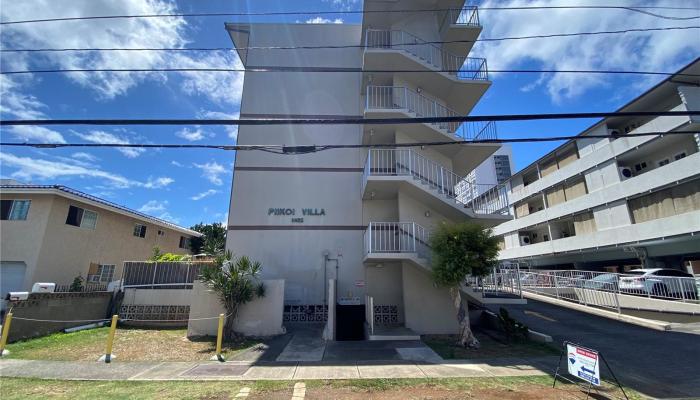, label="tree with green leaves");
[190,222,227,256]
[429,221,500,348]
[200,251,265,339]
